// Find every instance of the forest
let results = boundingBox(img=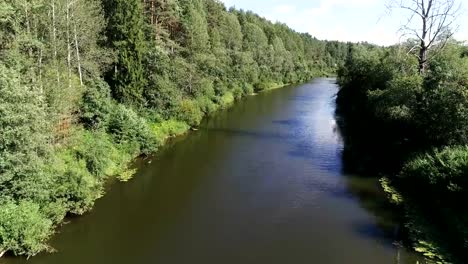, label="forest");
[336,21,468,264]
[0,0,349,257]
